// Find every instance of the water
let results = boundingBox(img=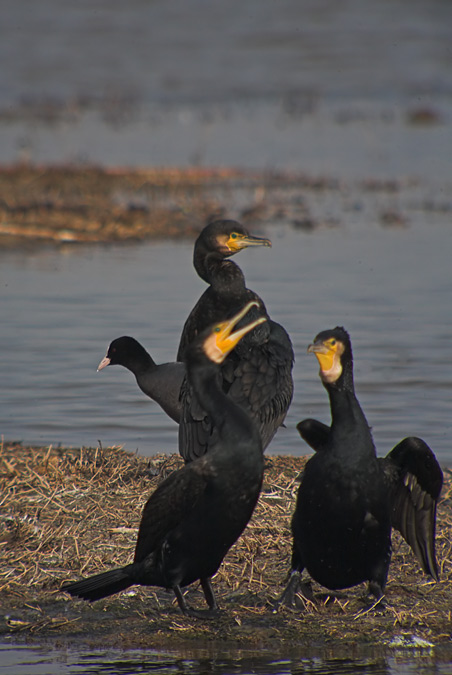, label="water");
[1,642,450,675]
[0,0,451,175]
[2,0,451,106]
[1,218,451,465]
